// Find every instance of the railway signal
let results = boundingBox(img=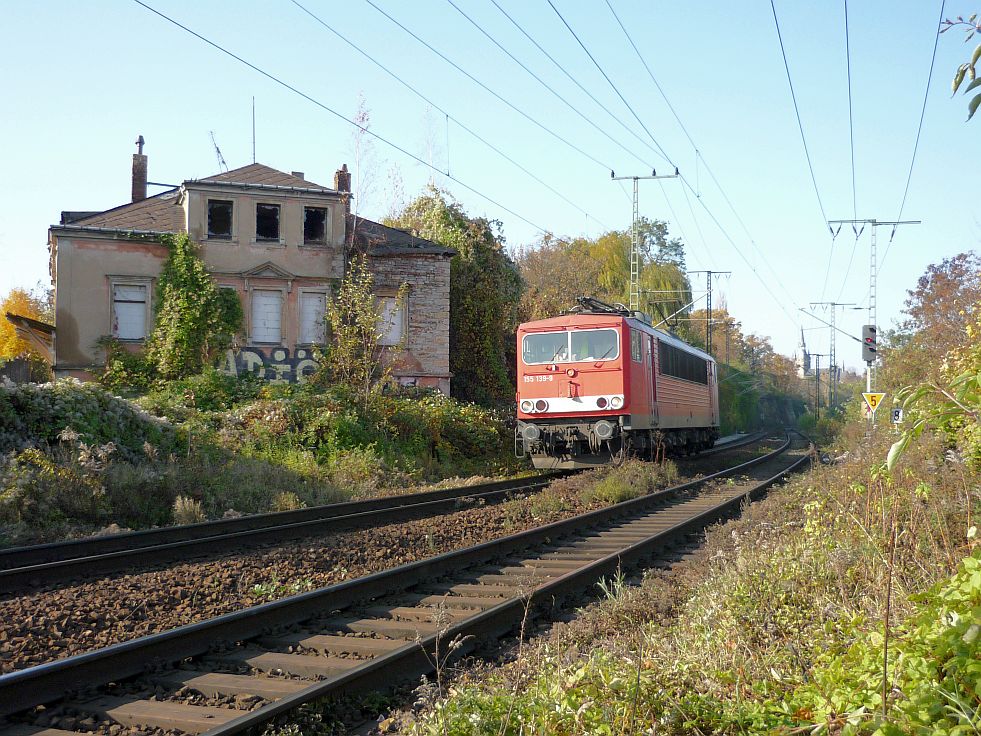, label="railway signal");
[861,324,877,363]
